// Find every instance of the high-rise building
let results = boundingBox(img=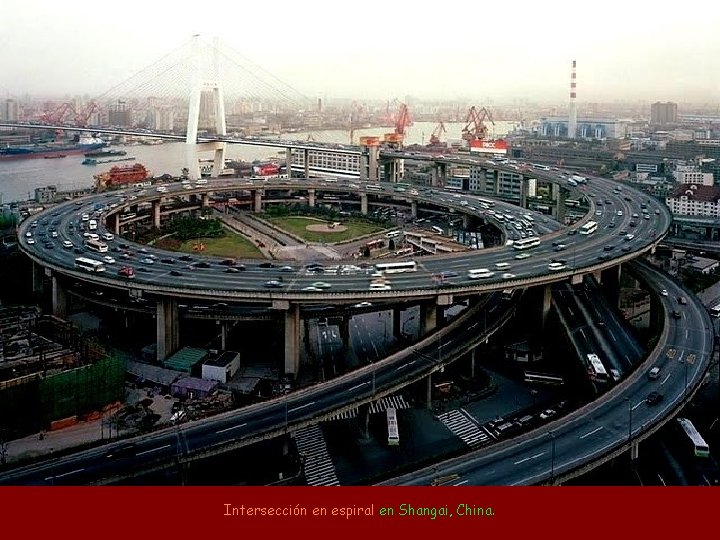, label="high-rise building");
[1,99,19,121]
[651,102,678,124]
